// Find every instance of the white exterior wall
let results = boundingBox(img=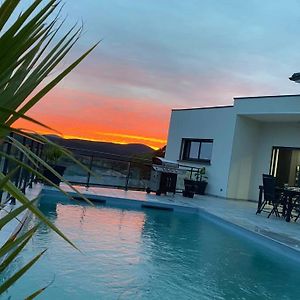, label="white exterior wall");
[165,106,235,197]
[227,116,261,200]
[166,94,300,201]
[234,95,300,116]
